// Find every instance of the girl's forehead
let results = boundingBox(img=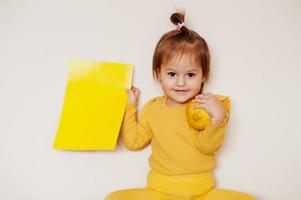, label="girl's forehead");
[162,53,200,70]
